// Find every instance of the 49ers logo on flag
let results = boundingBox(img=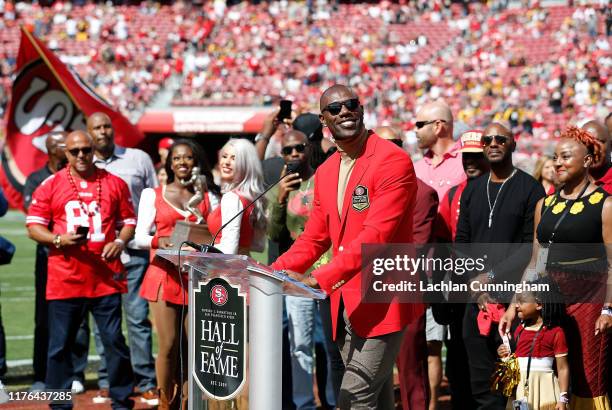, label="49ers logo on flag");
[0,28,144,210]
[2,59,86,189]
